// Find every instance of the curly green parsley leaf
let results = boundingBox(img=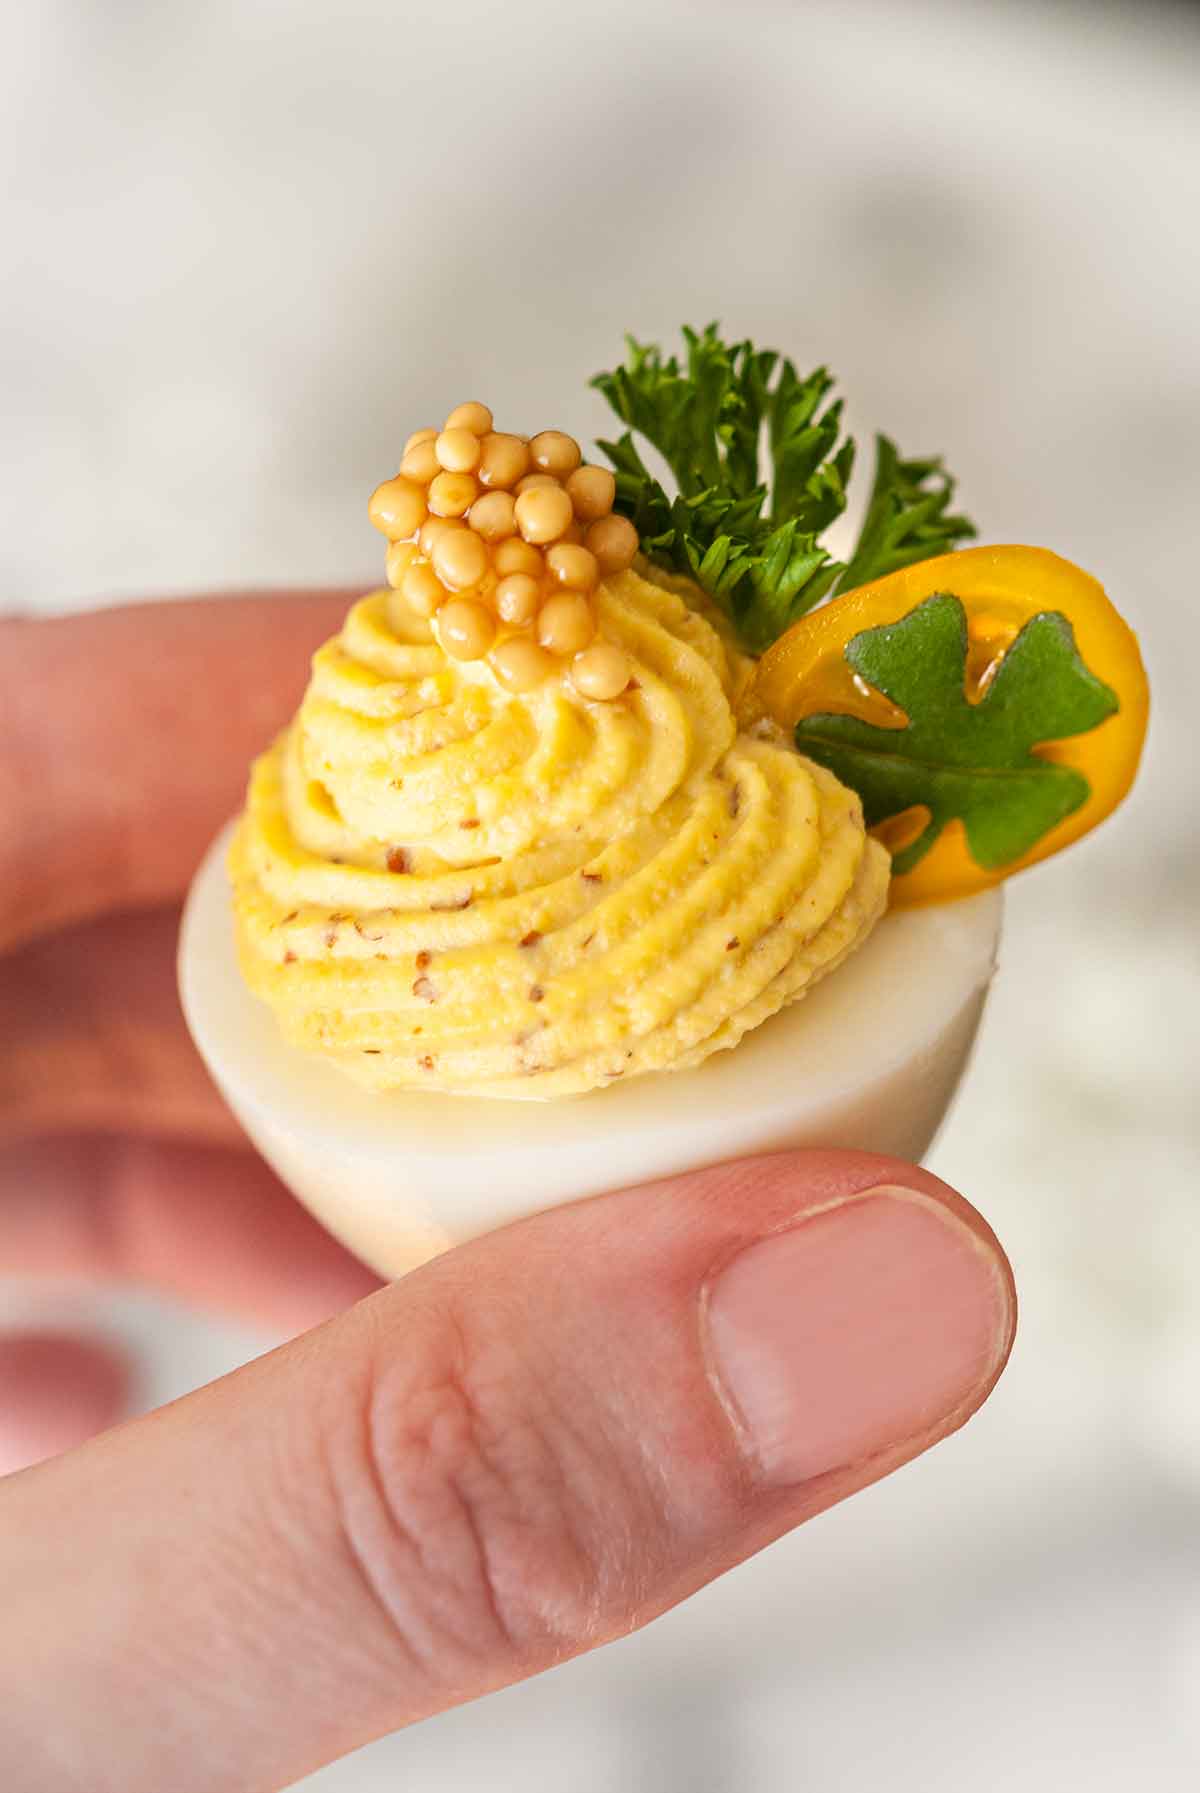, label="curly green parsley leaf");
[793,595,1119,874]
[591,325,975,654]
[836,436,977,597]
